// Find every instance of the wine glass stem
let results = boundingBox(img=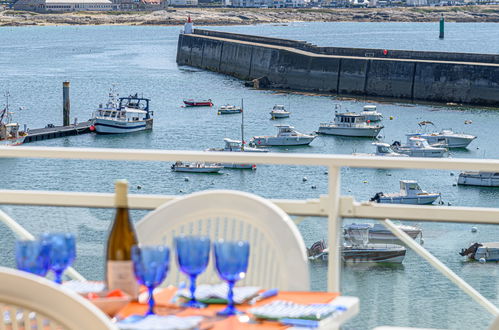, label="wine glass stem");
[147,286,155,315]
[189,274,197,303]
[227,280,235,312]
[54,270,63,284]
